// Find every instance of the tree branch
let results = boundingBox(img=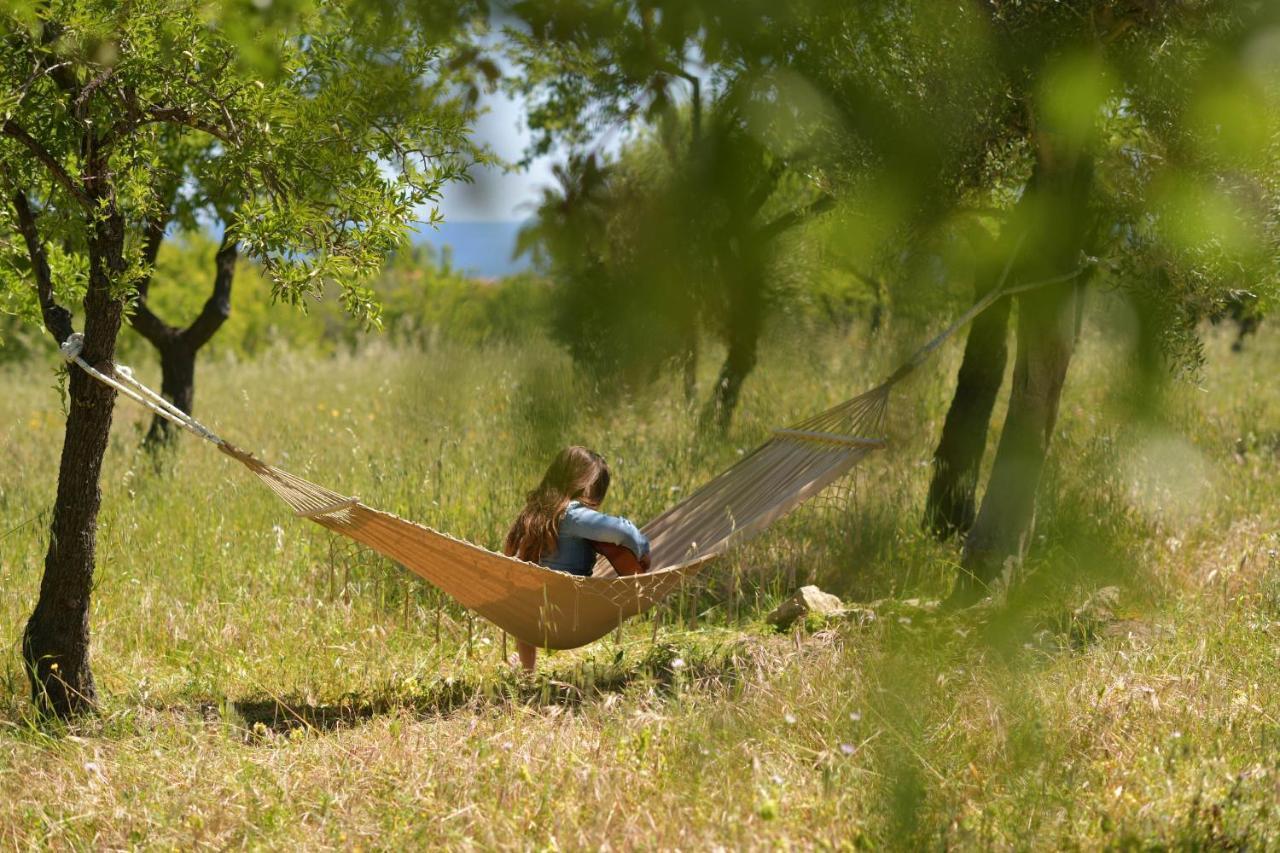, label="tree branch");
[757,193,837,243]
[99,97,239,152]
[127,228,181,351]
[129,302,180,347]
[1,121,92,209]
[134,214,167,302]
[144,107,237,145]
[10,190,74,343]
[74,67,115,114]
[127,215,183,347]
[182,232,237,351]
[656,60,701,144]
[35,21,81,95]
[742,161,785,221]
